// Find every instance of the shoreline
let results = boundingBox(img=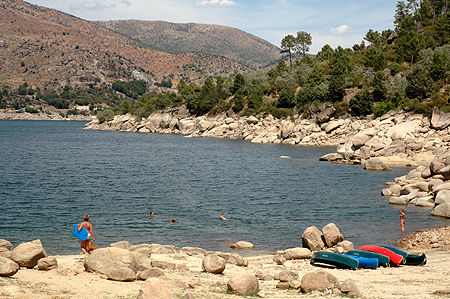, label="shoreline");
[2,229,450,299]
